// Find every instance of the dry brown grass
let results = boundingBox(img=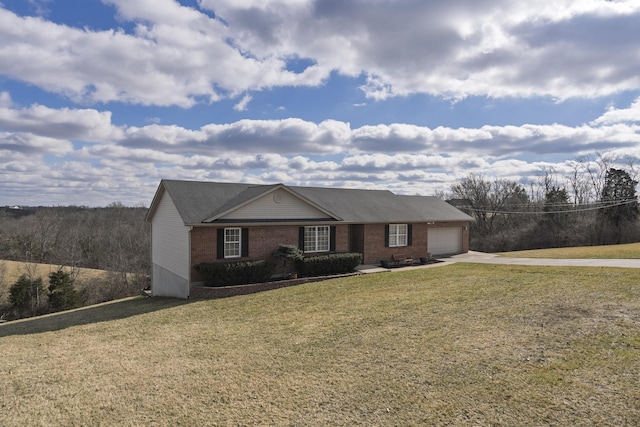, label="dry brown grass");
[0,260,137,309]
[1,263,639,425]
[0,260,105,309]
[0,260,107,283]
[499,242,640,259]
